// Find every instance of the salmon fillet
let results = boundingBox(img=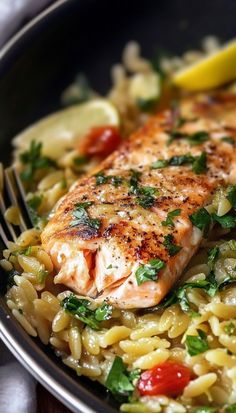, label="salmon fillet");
[42,92,236,309]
